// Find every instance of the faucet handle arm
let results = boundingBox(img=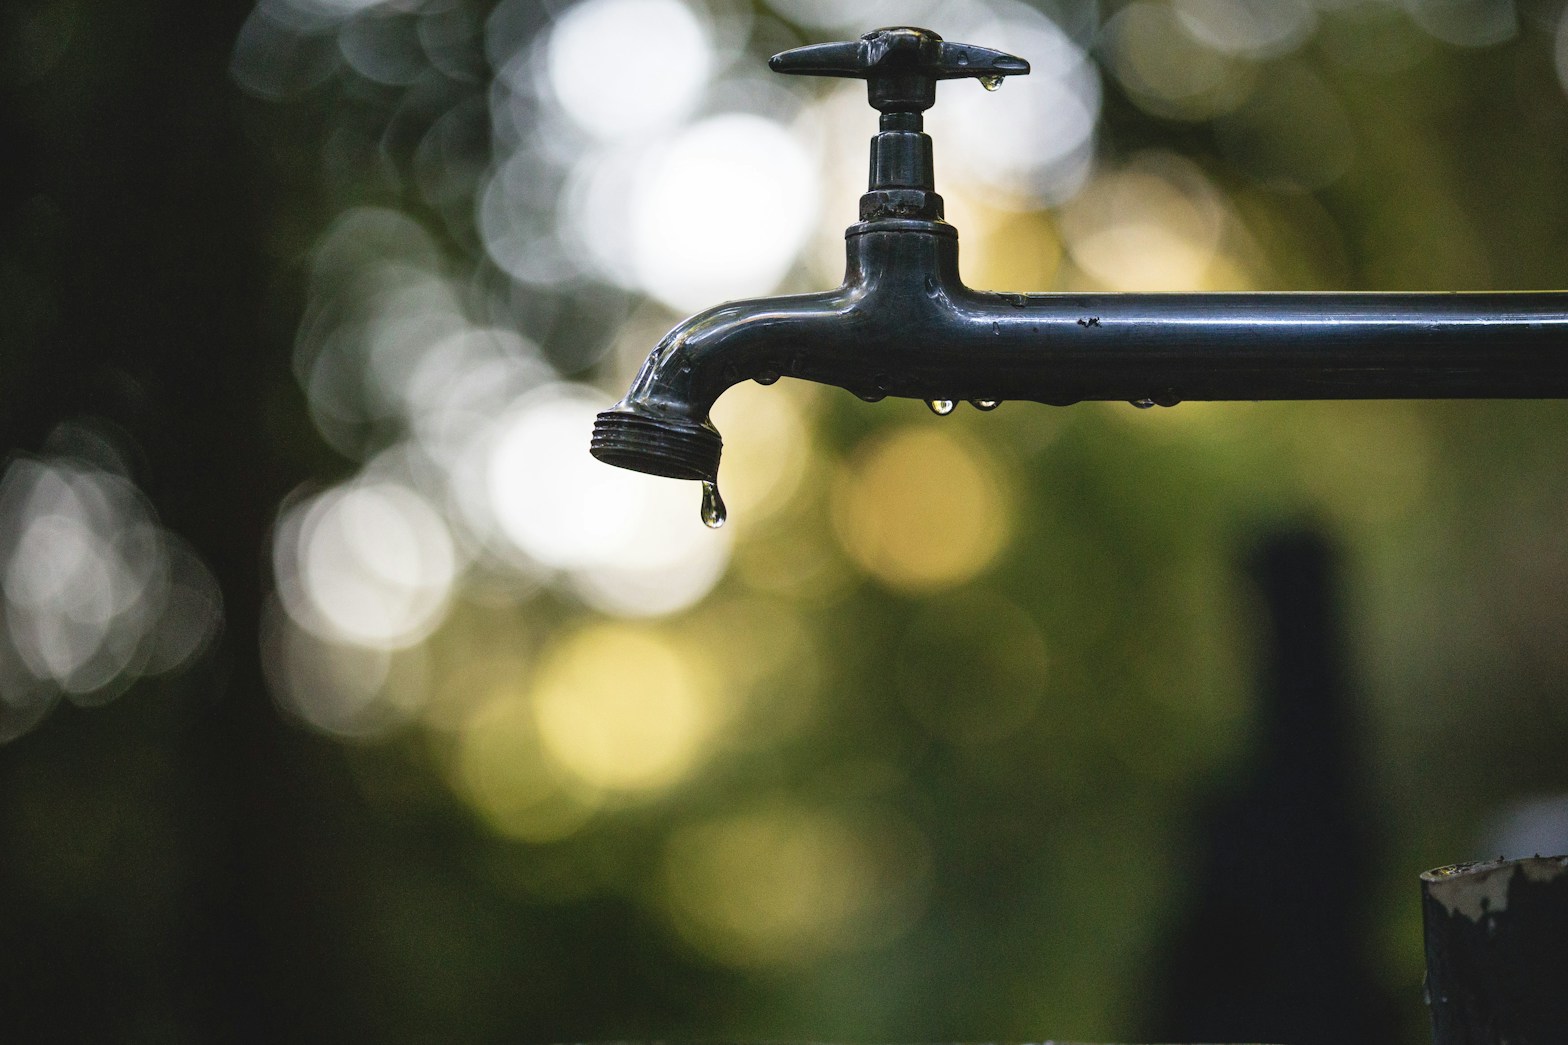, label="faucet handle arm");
[767,39,868,78]
[770,27,1028,114]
